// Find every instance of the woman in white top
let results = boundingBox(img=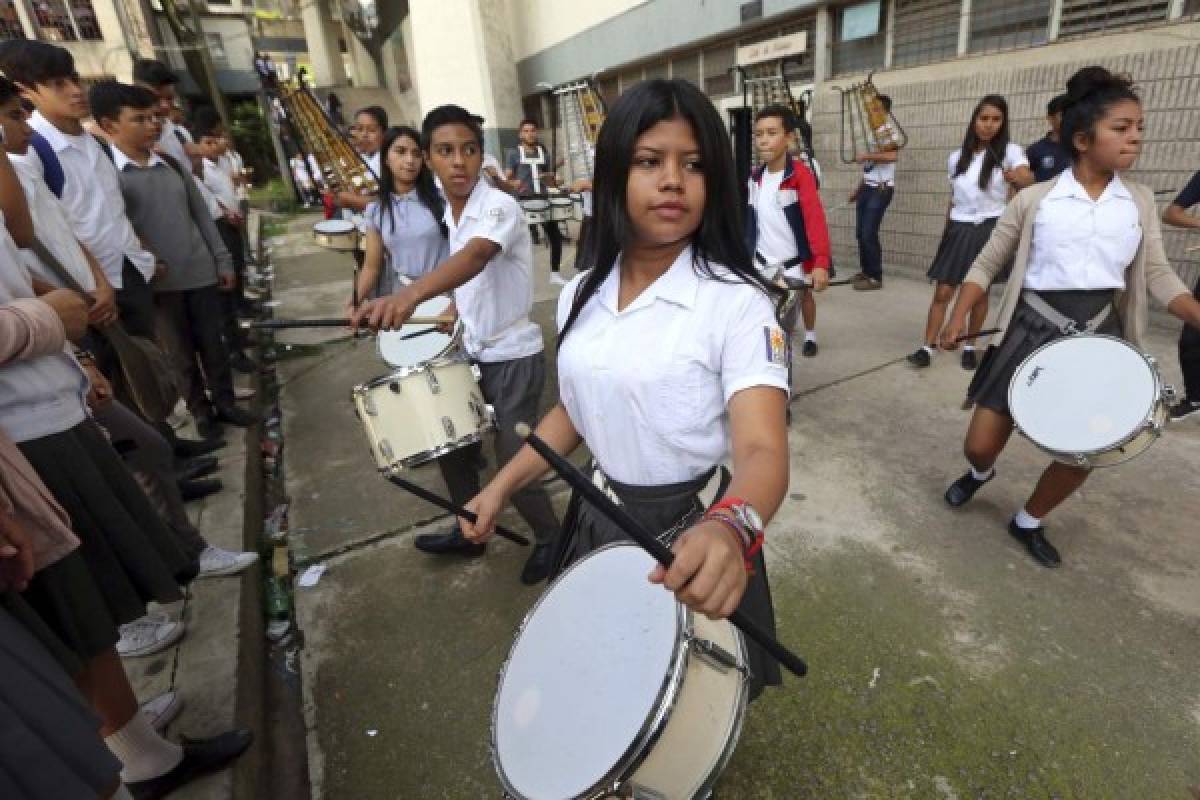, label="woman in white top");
[349,126,449,303]
[458,79,791,699]
[939,68,1200,567]
[909,95,1033,369]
